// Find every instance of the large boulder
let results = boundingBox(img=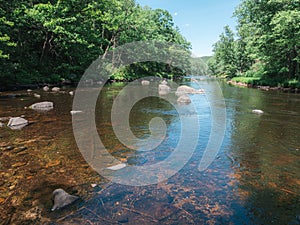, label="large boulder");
[177,95,191,104]
[7,117,28,130]
[29,101,54,111]
[175,85,204,96]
